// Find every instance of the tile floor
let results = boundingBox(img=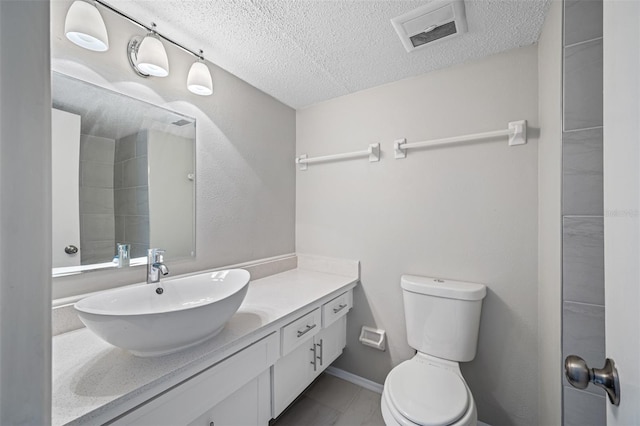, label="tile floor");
[273,373,385,426]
